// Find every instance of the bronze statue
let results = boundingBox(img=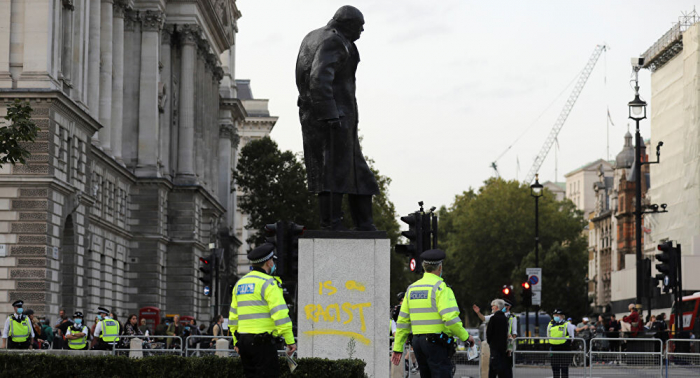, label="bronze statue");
[296,5,378,231]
